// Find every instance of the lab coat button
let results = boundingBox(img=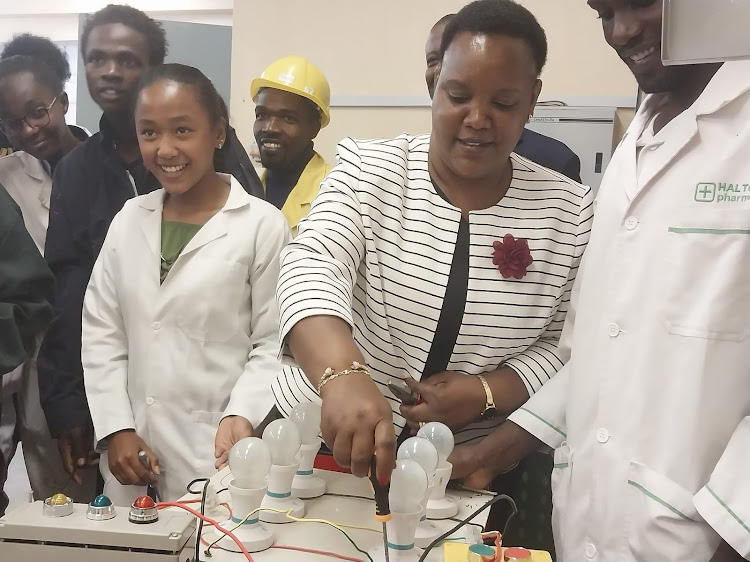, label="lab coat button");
[649,144,659,151]
[608,323,620,337]
[146,397,155,406]
[586,543,597,558]
[597,428,610,443]
[625,216,638,230]
[152,322,160,330]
